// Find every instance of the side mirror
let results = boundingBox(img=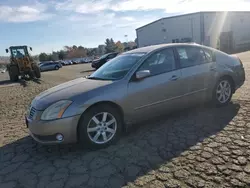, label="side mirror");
[5,49,8,53]
[30,47,33,51]
[136,70,151,80]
